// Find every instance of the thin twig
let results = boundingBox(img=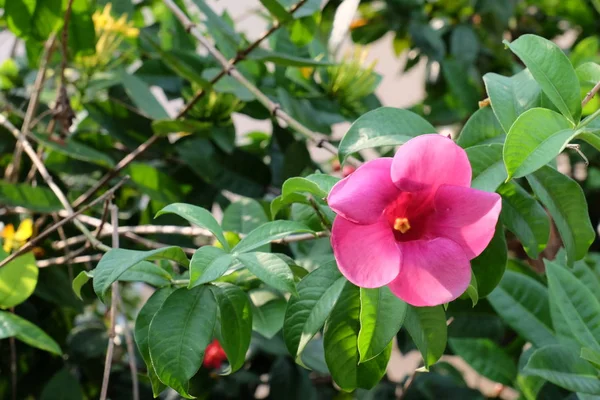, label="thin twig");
[582,81,600,107]
[117,294,140,400]
[37,253,103,268]
[9,308,16,400]
[52,213,75,281]
[5,33,57,181]
[163,0,361,167]
[308,196,332,231]
[94,199,112,240]
[100,204,120,400]
[73,0,313,207]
